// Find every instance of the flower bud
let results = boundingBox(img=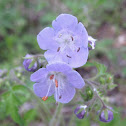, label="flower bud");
[74,105,87,119]
[99,108,113,123]
[23,54,38,72]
